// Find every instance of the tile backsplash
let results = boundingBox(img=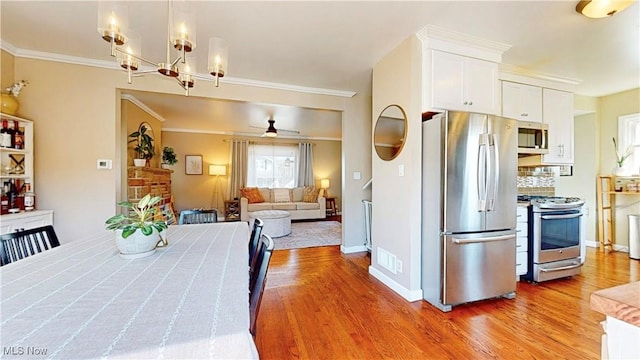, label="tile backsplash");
[517,166,555,196]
